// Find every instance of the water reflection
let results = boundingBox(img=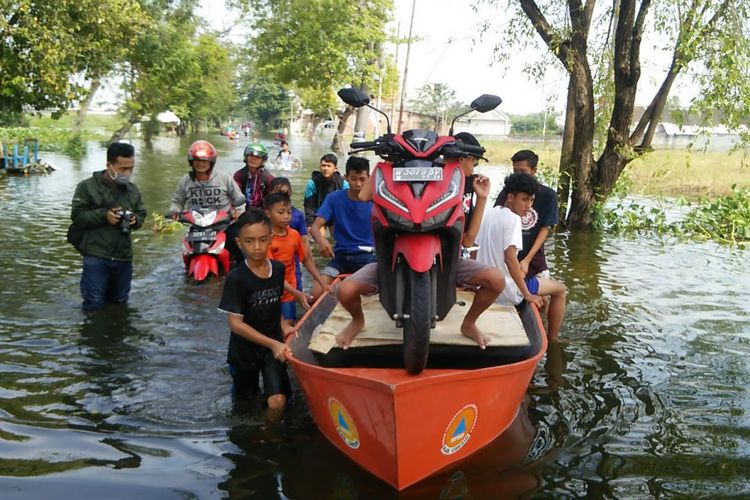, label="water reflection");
[220,397,548,499]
